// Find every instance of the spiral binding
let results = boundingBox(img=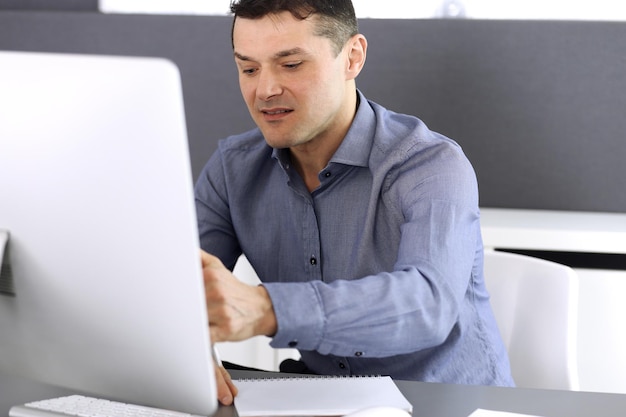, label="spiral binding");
[238,375,383,382]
